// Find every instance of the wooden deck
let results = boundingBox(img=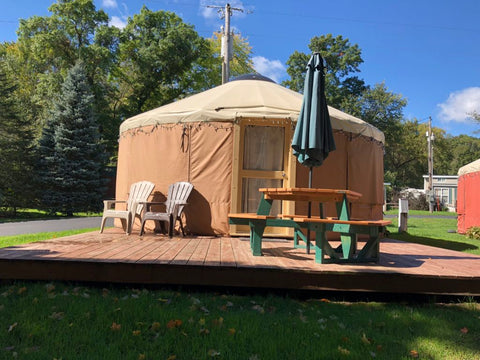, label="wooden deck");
[1,228,479,296]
